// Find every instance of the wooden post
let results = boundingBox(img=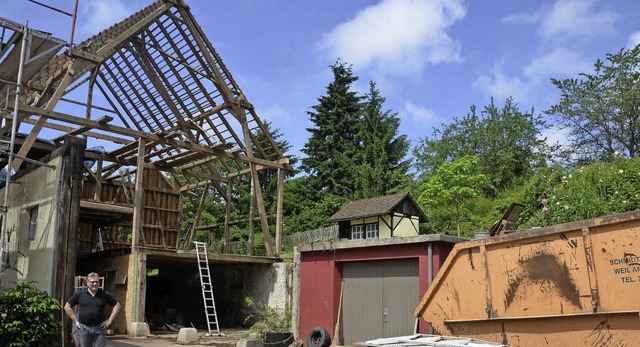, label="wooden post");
[275,168,284,256]
[248,176,255,255]
[187,183,209,249]
[54,136,85,347]
[128,138,147,328]
[224,180,231,254]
